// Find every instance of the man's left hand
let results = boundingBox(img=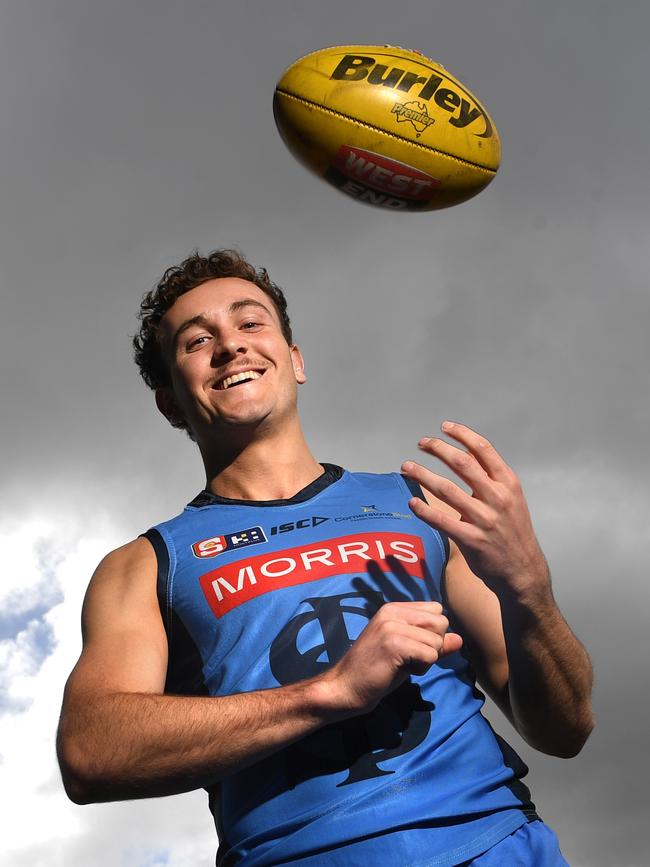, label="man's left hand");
[402,421,549,599]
